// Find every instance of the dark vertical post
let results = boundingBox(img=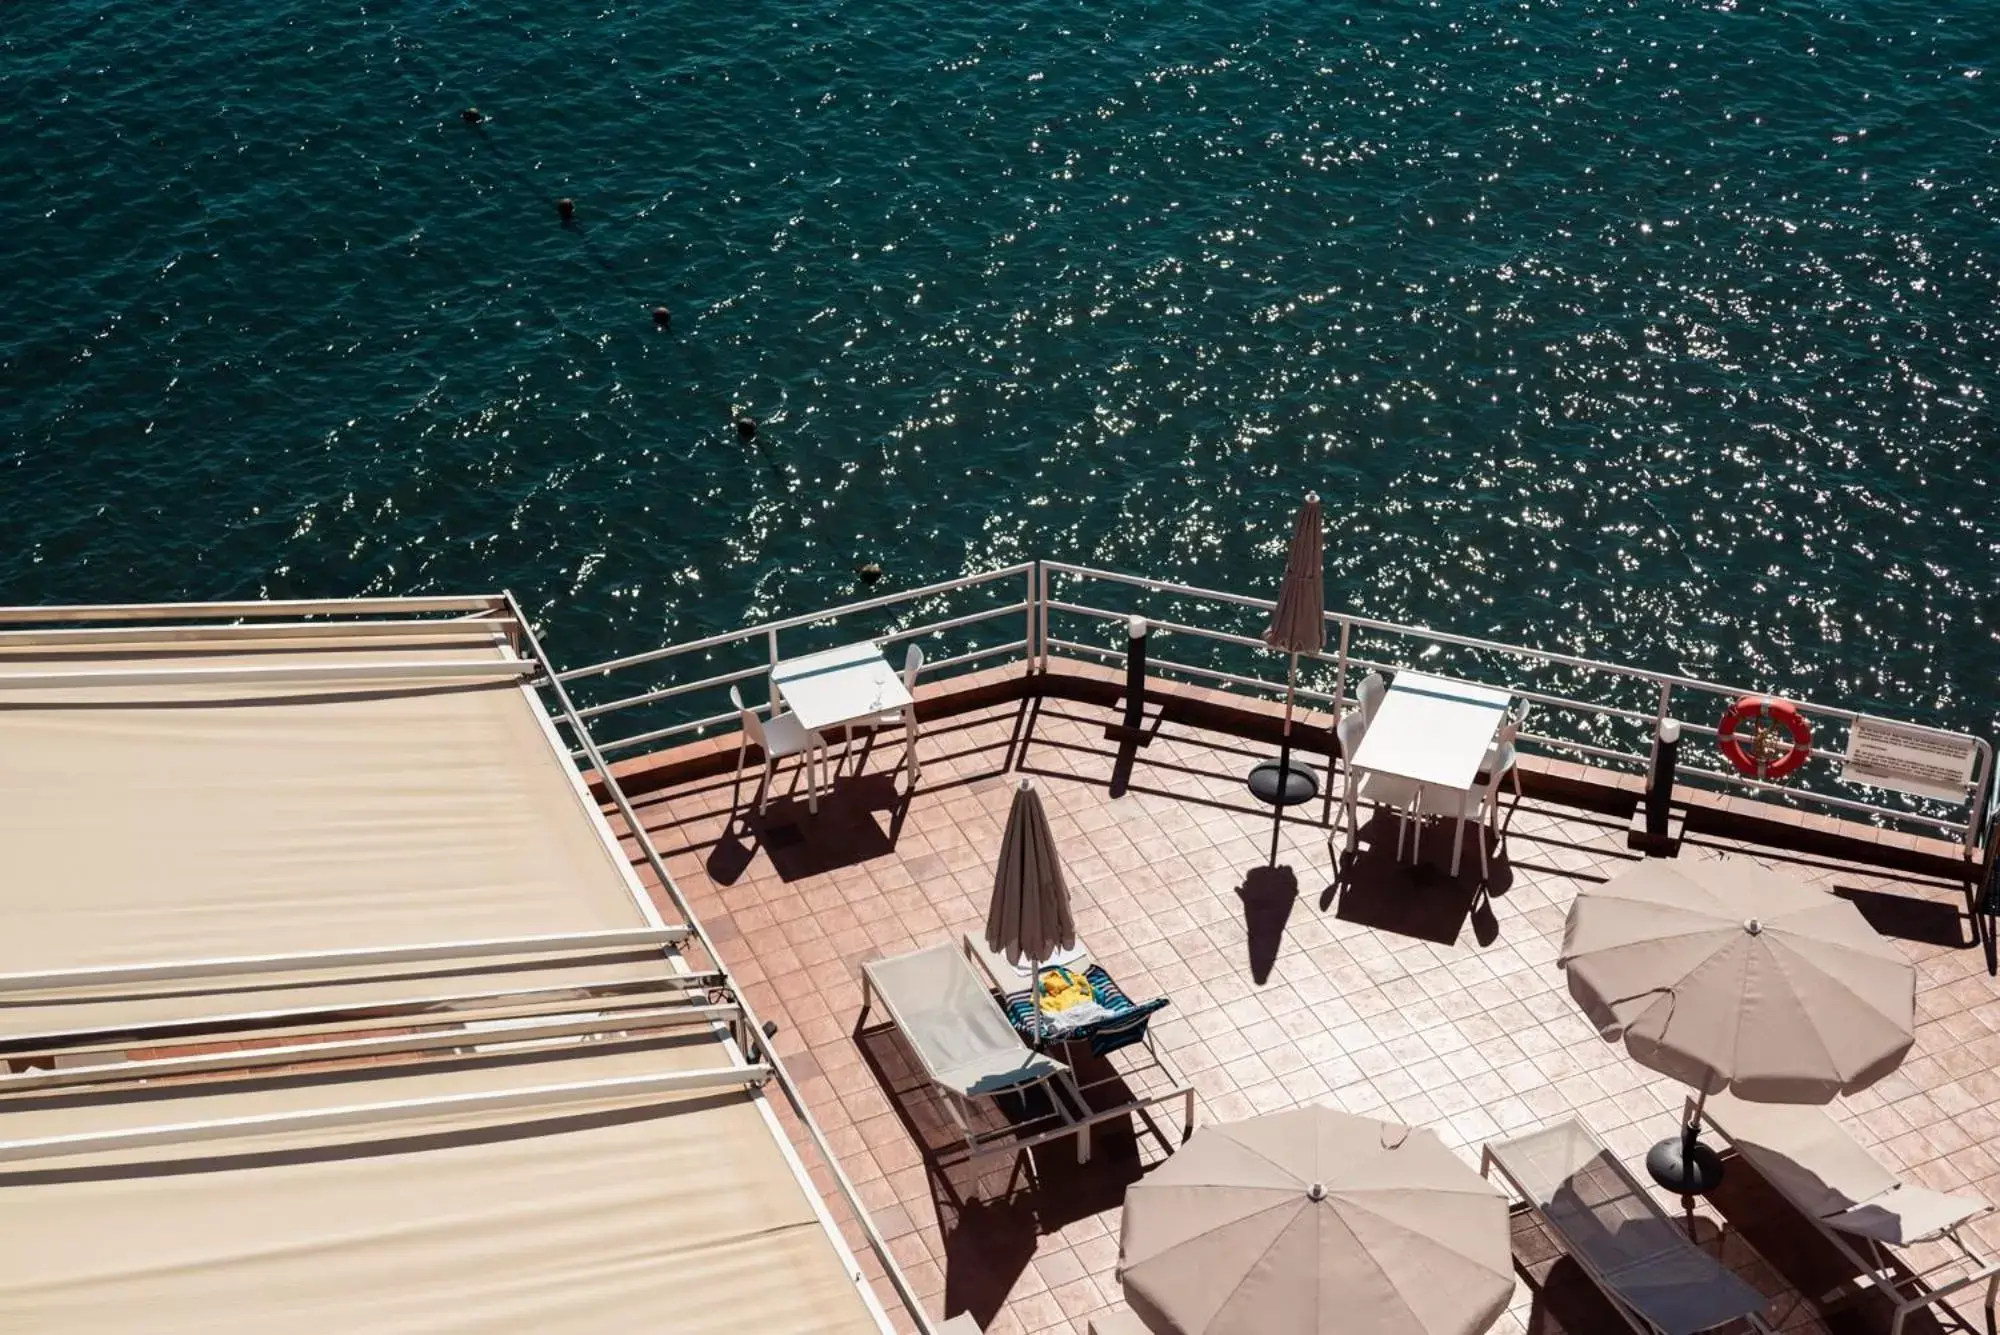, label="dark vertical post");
[1123,616,1150,734]
[1647,718,1682,838]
